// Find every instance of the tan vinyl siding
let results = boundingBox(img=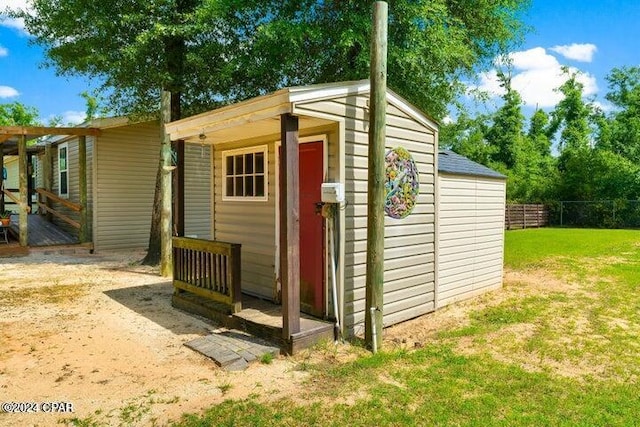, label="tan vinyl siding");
[437,174,506,308]
[213,139,276,300]
[3,157,20,213]
[51,137,94,237]
[296,95,437,336]
[93,122,159,251]
[184,143,212,239]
